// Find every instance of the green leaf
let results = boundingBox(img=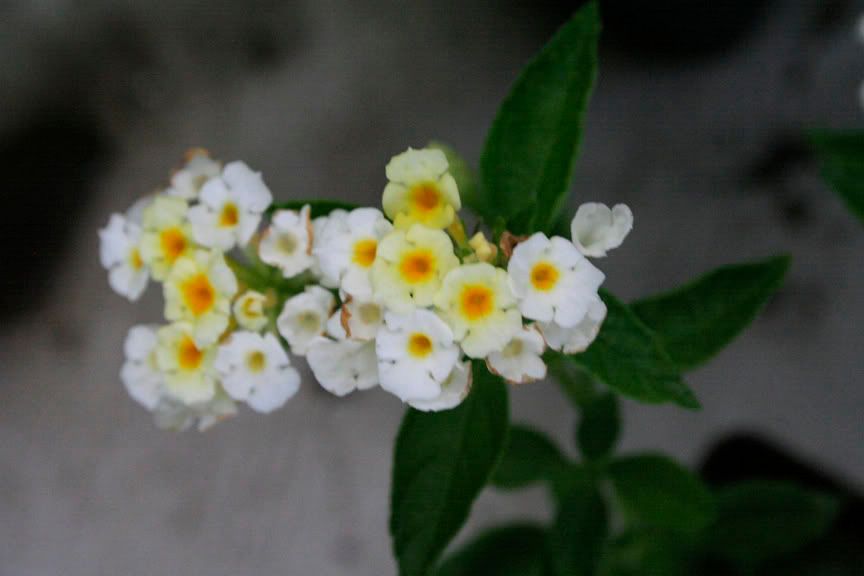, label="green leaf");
[435,524,550,576]
[631,256,791,370]
[548,467,608,576]
[267,199,357,218]
[478,1,600,233]
[577,393,620,461]
[569,290,699,410]
[704,481,839,573]
[390,362,510,576]
[608,454,715,536]
[810,130,864,223]
[491,424,568,490]
[428,141,480,216]
[597,529,693,576]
